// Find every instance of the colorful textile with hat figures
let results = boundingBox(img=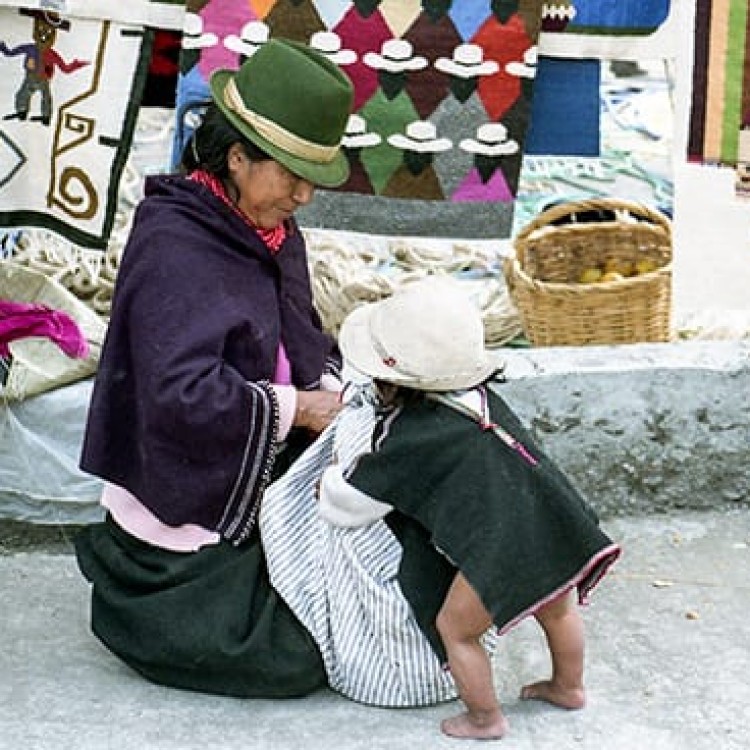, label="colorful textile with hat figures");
[0,3,168,249]
[173,0,545,239]
[686,0,750,202]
